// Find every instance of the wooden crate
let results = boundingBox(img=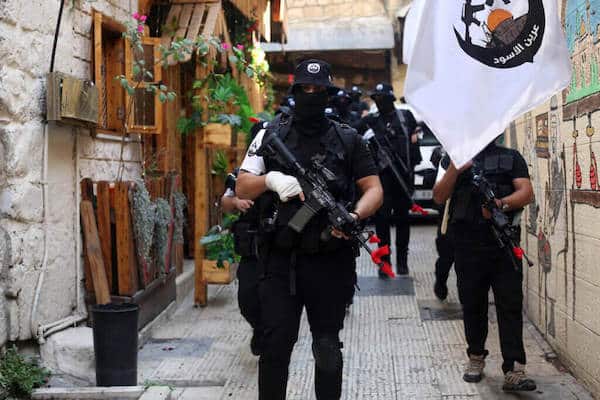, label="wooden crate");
[204,260,238,284]
[204,123,233,147]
